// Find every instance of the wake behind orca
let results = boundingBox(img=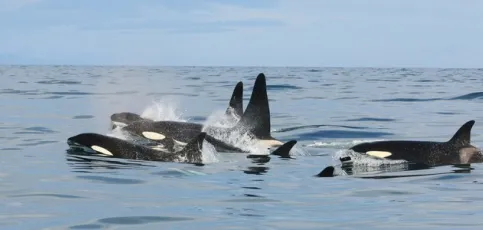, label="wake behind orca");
[344,120,482,167]
[120,73,283,153]
[67,132,207,164]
